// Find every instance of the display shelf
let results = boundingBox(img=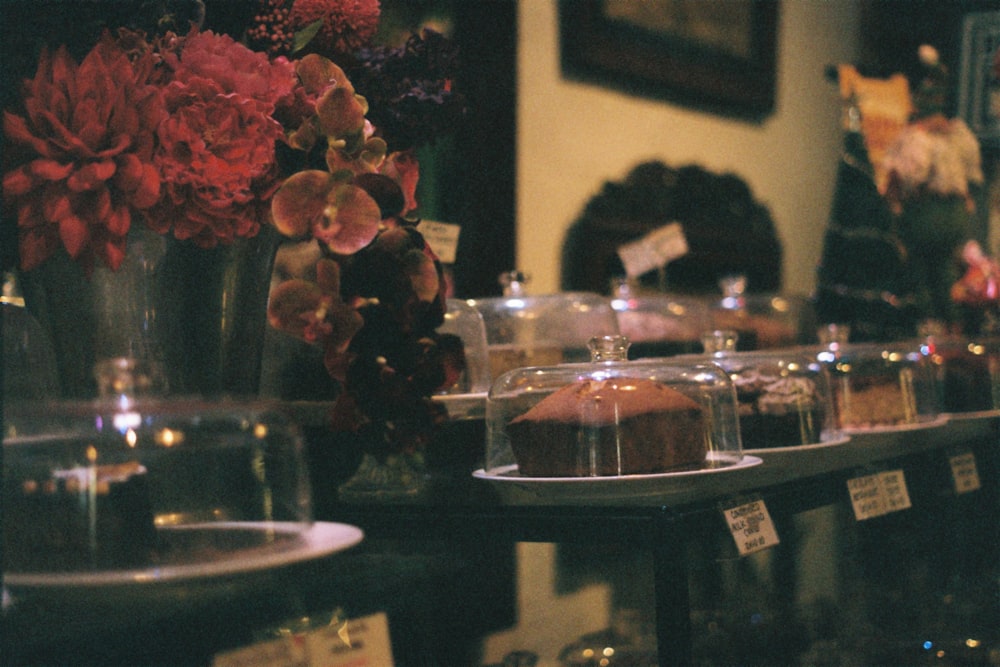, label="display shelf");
[3,416,997,665]
[326,415,999,665]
